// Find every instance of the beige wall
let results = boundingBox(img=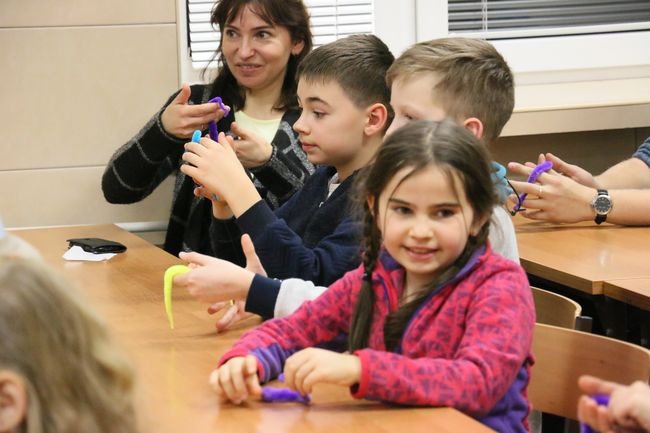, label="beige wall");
[1,2,649,240]
[494,127,650,181]
[0,0,178,237]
